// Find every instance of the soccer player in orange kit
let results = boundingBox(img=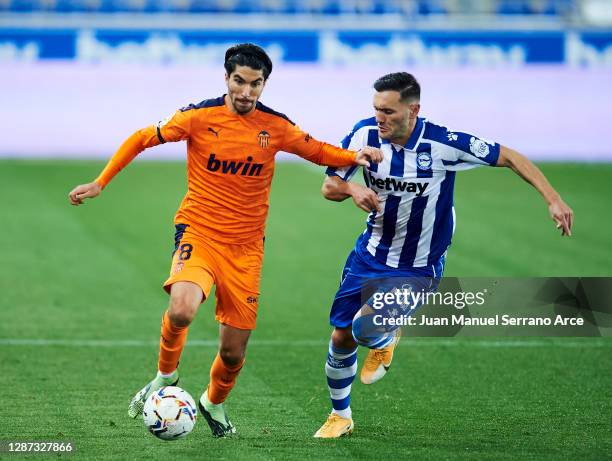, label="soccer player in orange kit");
[68,43,382,437]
